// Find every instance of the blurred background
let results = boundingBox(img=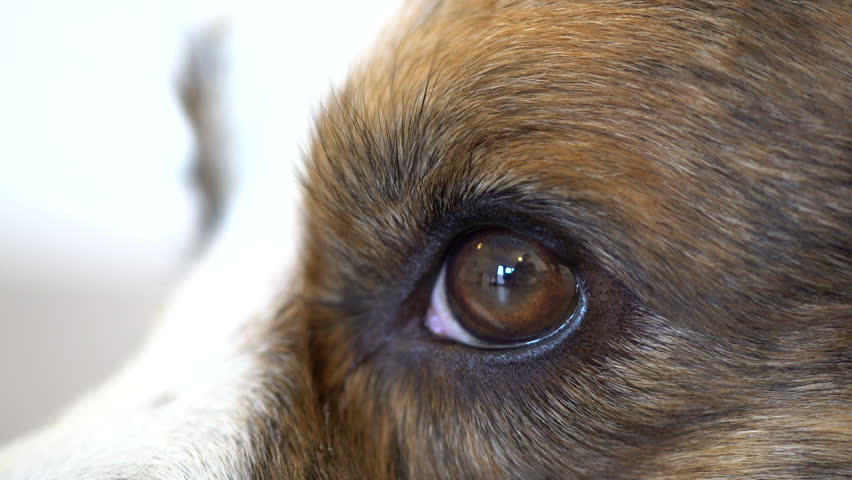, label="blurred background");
[0,0,400,444]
